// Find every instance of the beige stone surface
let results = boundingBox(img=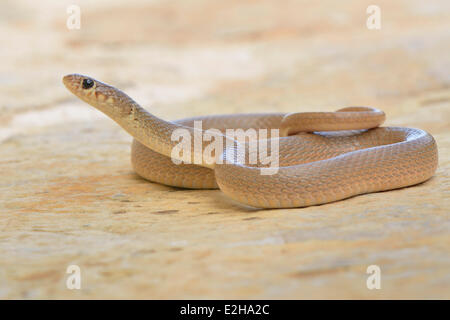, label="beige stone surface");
[0,0,449,299]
